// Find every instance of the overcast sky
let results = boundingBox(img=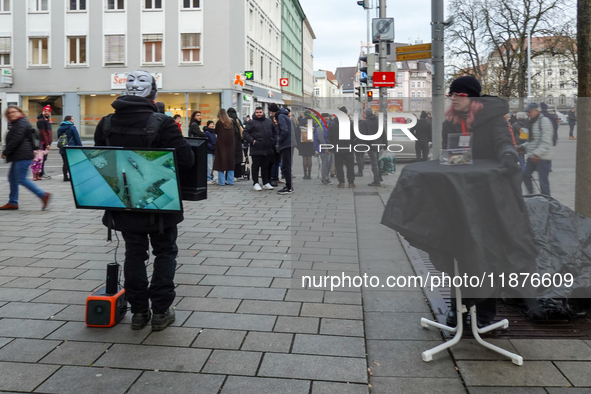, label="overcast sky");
[299,0,436,72]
